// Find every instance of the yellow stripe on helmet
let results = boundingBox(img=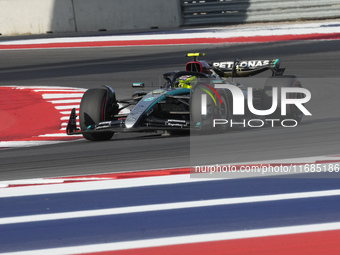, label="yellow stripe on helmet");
[186,53,205,57]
